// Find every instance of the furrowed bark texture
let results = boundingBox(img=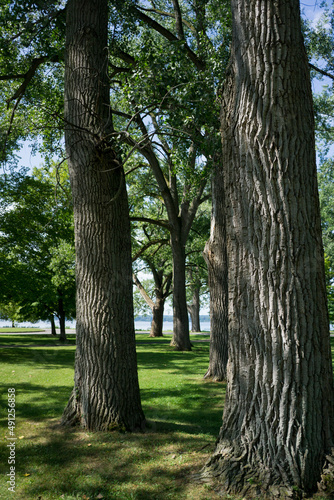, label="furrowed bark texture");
[188,286,201,332]
[170,231,192,350]
[203,0,334,495]
[62,0,145,431]
[150,296,165,337]
[203,161,228,382]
